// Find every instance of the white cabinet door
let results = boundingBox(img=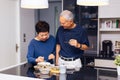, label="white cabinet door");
[20,9,35,63]
[99,0,120,18]
[0,0,19,69]
[0,0,35,70]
